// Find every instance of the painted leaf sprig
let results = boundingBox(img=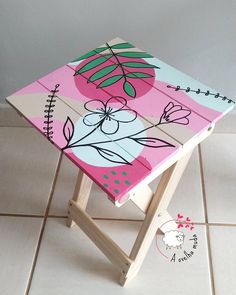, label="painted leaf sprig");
[73,41,160,98]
